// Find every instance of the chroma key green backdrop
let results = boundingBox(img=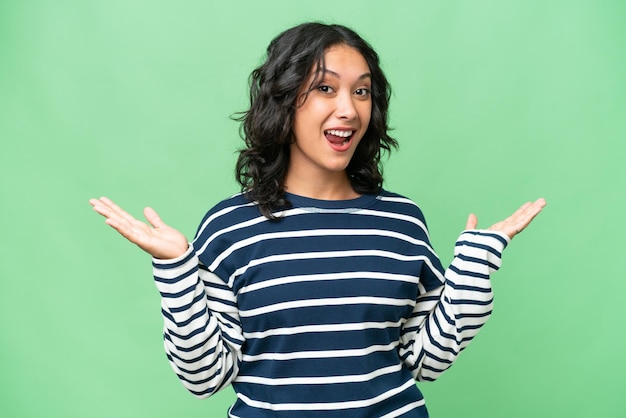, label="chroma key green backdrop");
[1,1,624,417]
